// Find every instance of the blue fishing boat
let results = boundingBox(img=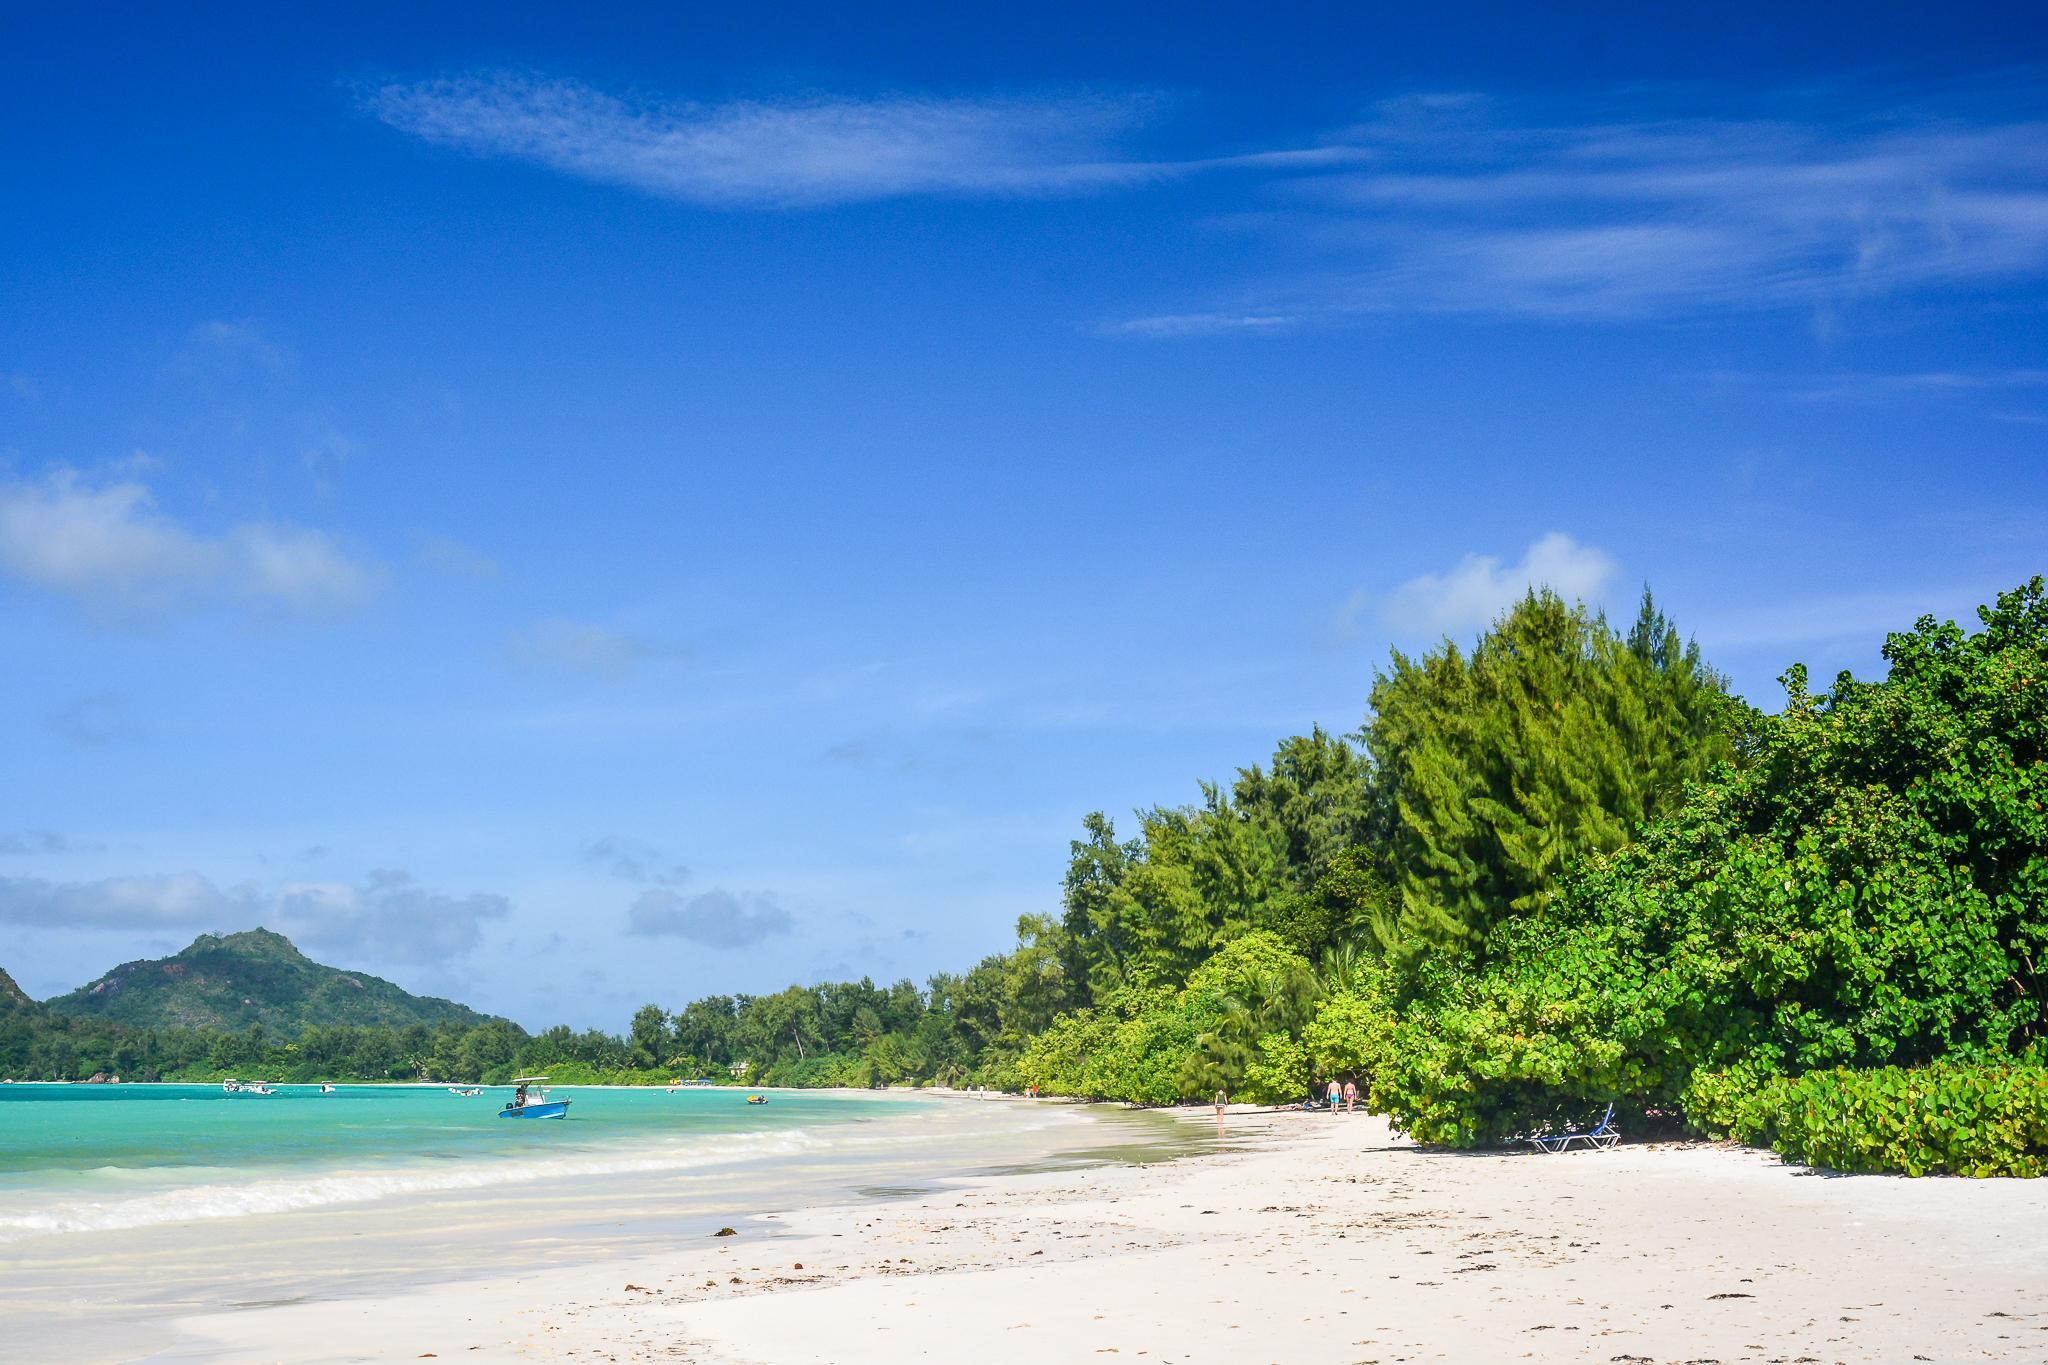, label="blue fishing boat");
[498,1076,570,1120]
